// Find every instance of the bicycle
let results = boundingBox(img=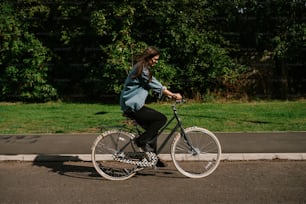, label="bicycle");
[91,100,222,180]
